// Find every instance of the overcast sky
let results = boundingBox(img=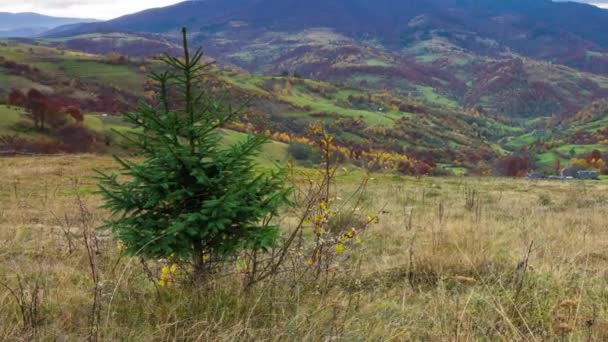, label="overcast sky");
[0,0,607,20]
